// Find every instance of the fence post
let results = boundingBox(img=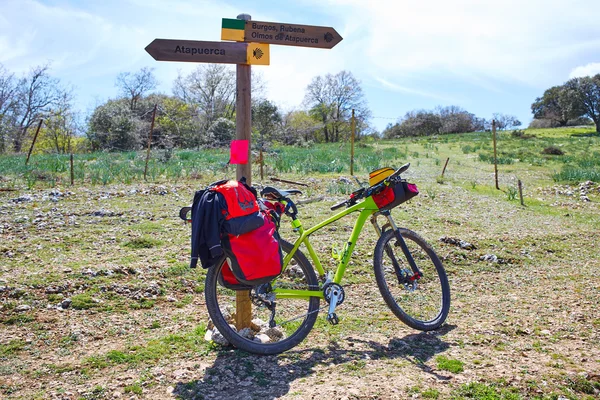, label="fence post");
[70,154,74,186]
[259,146,264,181]
[492,119,499,190]
[441,157,450,177]
[25,119,44,165]
[144,104,158,181]
[518,179,524,206]
[350,109,355,175]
